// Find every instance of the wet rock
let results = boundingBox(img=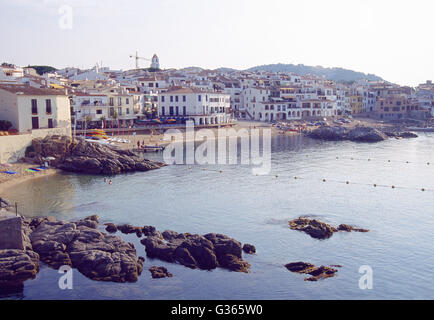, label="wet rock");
[337,224,369,233]
[0,249,40,286]
[117,224,142,235]
[398,131,418,138]
[289,218,337,239]
[149,266,173,279]
[30,136,165,175]
[289,217,369,239]
[104,223,118,233]
[29,219,143,282]
[142,232,250,273]
[242,243,256,254]
[143,225,161,237]
[285,261,340,281]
